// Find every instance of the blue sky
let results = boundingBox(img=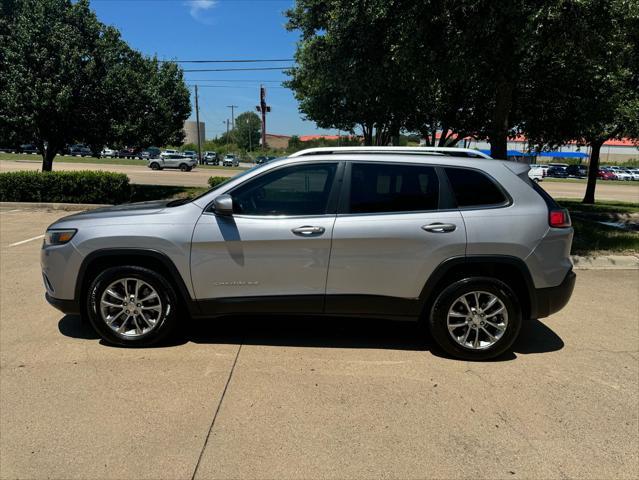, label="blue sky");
[91,0,336,138]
